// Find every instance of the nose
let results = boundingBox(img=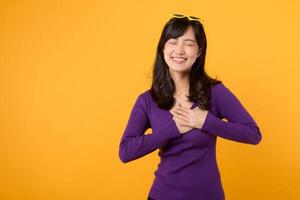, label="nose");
[174,43,185,54]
